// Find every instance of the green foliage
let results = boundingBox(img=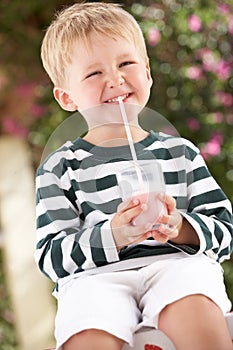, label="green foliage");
[0,0,73,80]
[223,260,233,305]
[130,0,233,201]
